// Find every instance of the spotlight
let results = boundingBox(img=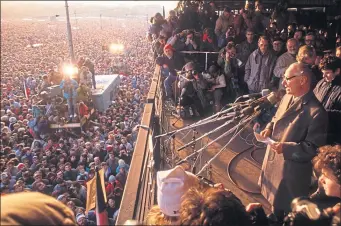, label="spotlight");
[62,64,78,78]
[109,43,125,53]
